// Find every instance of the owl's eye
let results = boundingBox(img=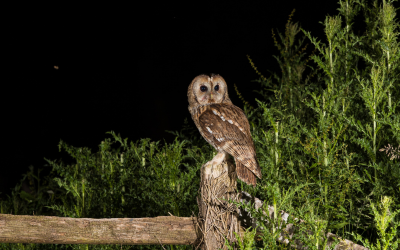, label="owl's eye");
[214,85,219,91]
[200,86,208,92]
